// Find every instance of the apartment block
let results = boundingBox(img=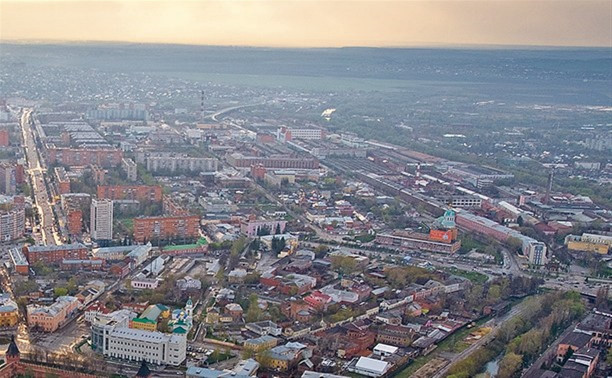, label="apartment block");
[46,146,123,167]
[24,243,88,264]
[97,185,163,203]
[133,215,200,243]
[91,199,114,241]
[121,158,138,181]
